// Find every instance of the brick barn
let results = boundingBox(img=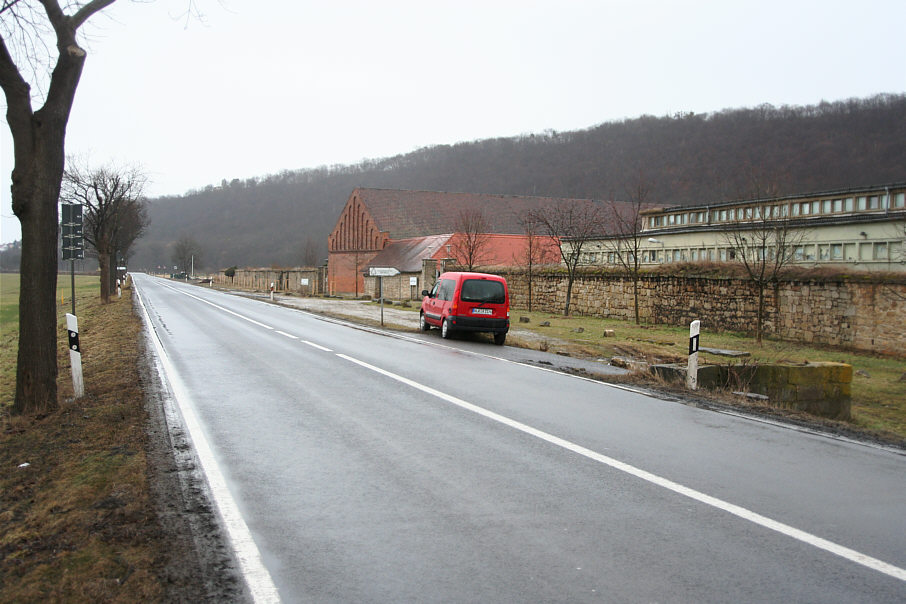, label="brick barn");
[326,188,568,296]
